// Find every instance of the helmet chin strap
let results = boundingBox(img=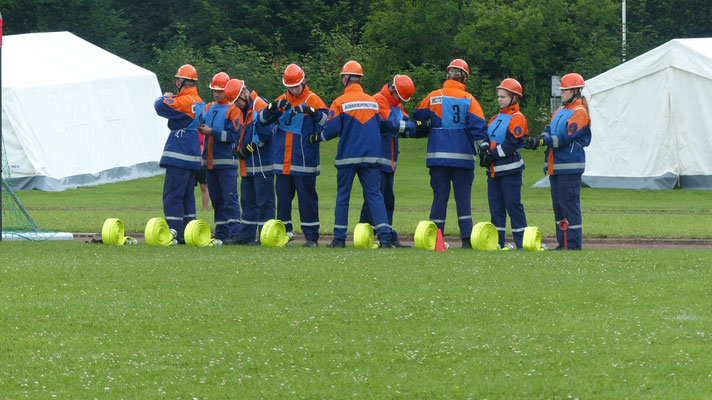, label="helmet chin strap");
[563,89,582,105]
